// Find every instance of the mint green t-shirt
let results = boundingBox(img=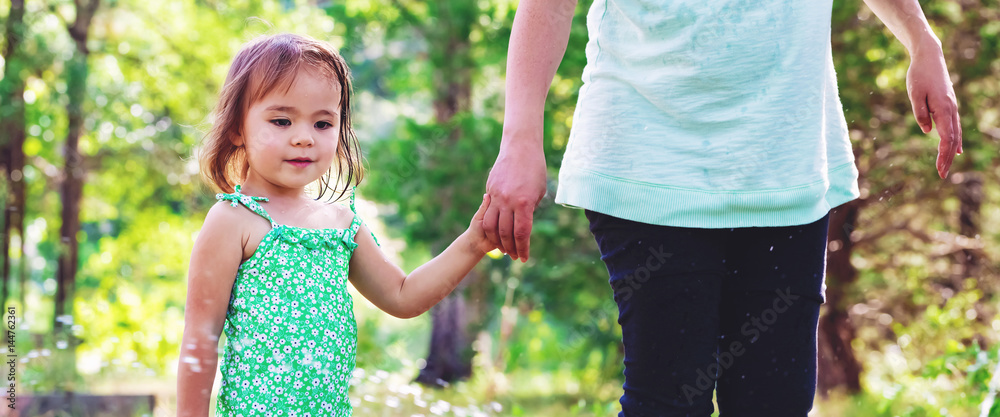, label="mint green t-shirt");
[554,0,860,228]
